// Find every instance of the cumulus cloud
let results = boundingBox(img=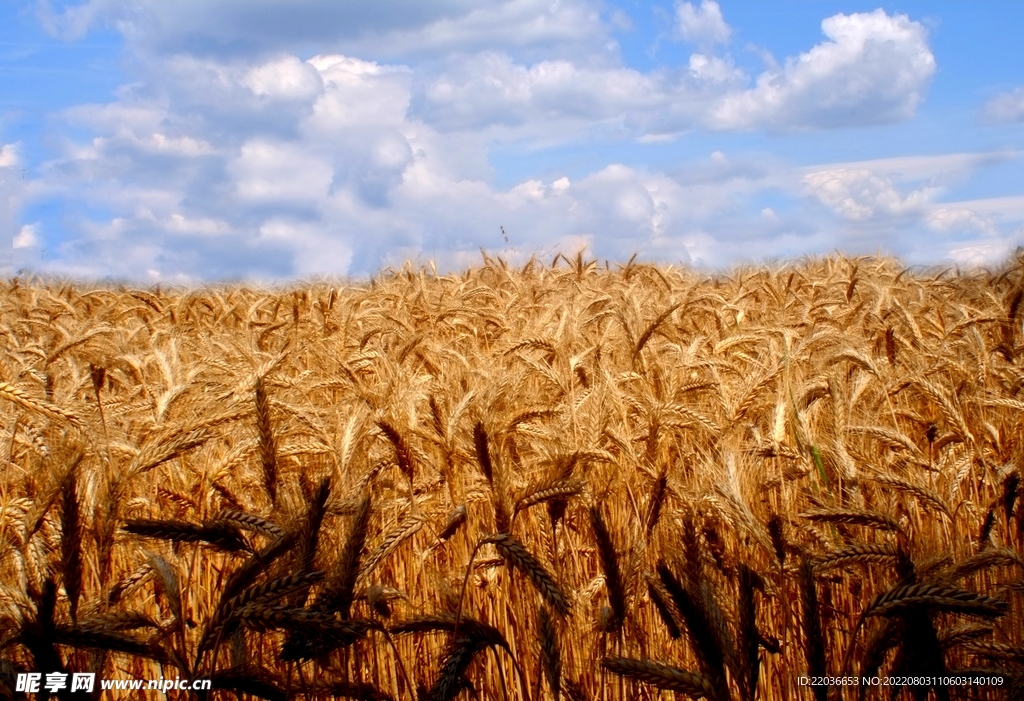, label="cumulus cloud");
[410,53,678,133]
[412,9,932,137]
[802,168,936,220]
[29,42,788,280]
[981,88,1024,124]
[242,55,322,100]
[27,70,1024,280]
[410,50,748,138]
[712,10,935,130]
[230,140,332,208]
[14,223,38,249]
[674,0,731,48]
[20,2,1011,281]
[42,1,936,138]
